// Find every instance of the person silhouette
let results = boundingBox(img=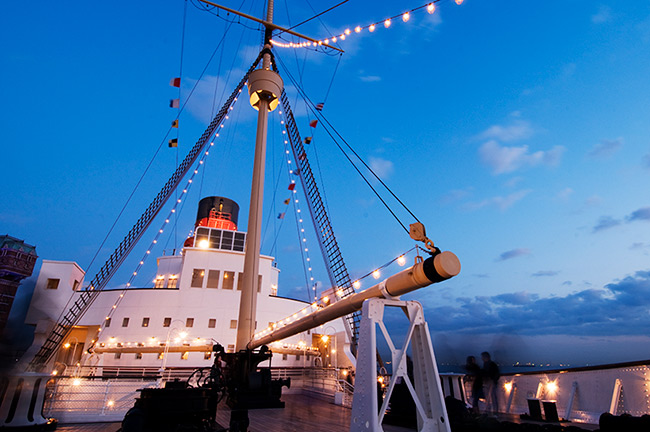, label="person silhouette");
[481,351,500,414]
